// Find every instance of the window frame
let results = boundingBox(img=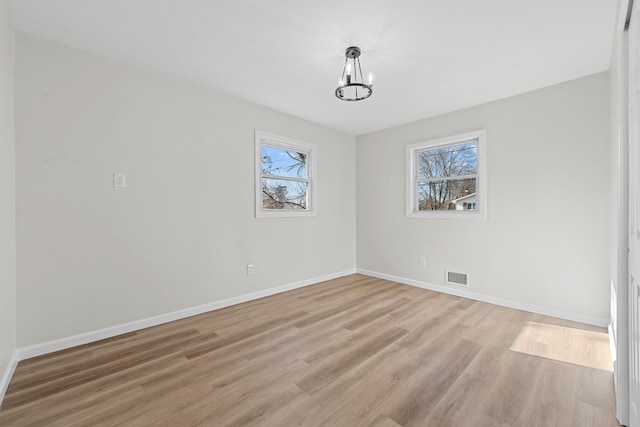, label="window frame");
[406,130,487,219]
[255,130,317,218]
